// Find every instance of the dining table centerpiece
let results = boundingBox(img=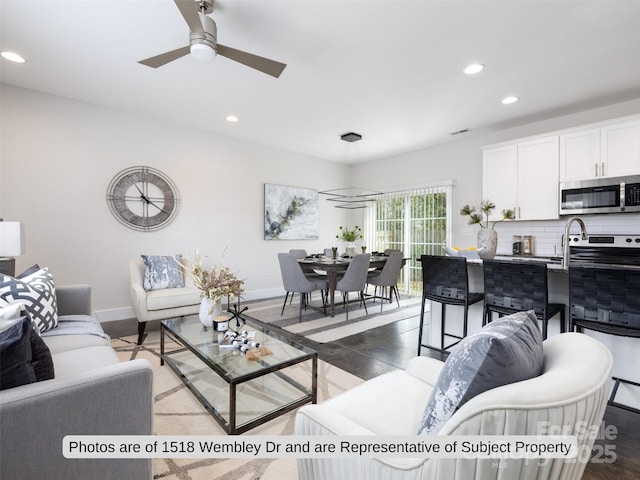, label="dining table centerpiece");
[336,225,363,257]
[190,250,245,328]
[460,200,515,259]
